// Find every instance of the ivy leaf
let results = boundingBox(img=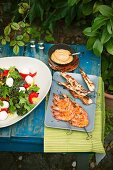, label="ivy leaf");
[17,41,25,46]
[13,45,19,55]
[11,22,20,30]
[4,25,11,36]
[98,5,113,17]
[93,39,103,56]
[105,38,113,55]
